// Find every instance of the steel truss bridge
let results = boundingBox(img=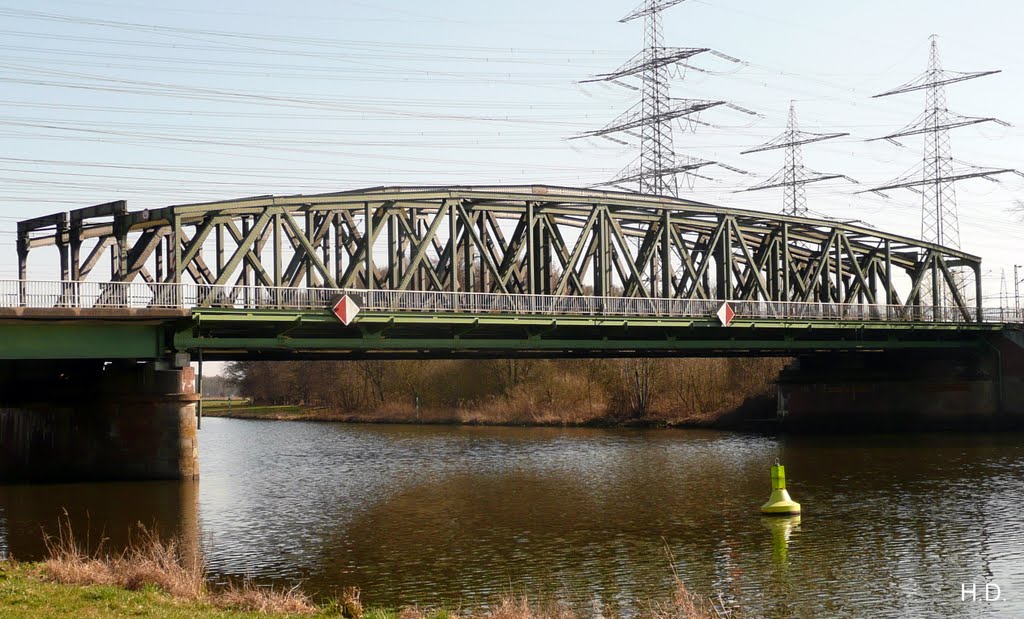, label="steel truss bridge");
[3,186,1014,361]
